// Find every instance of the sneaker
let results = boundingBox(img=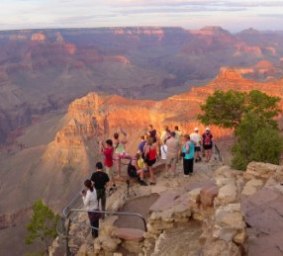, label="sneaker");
[139,180,148,186]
